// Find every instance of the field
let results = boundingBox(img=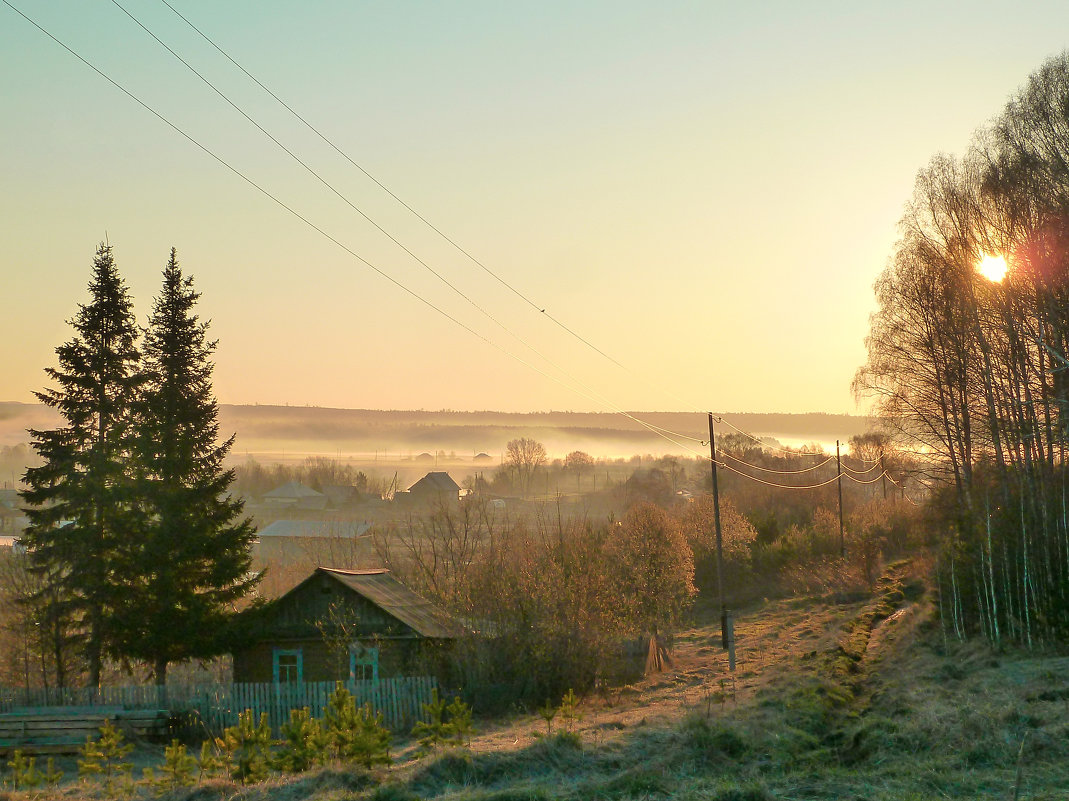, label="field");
[0,402,875,465]
[12,559,1068,800]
